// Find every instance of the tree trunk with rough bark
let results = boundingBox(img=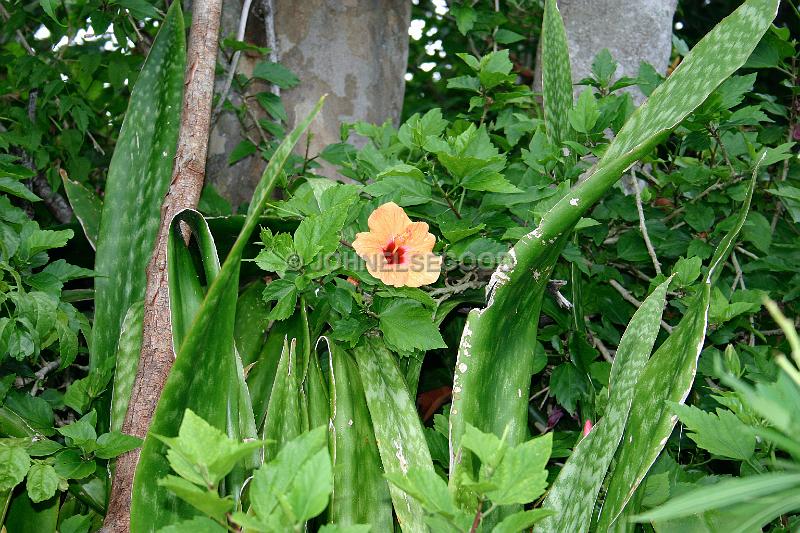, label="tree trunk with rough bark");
[206,0,411,207]
[102,0,222,529]
[535,0,678,104]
